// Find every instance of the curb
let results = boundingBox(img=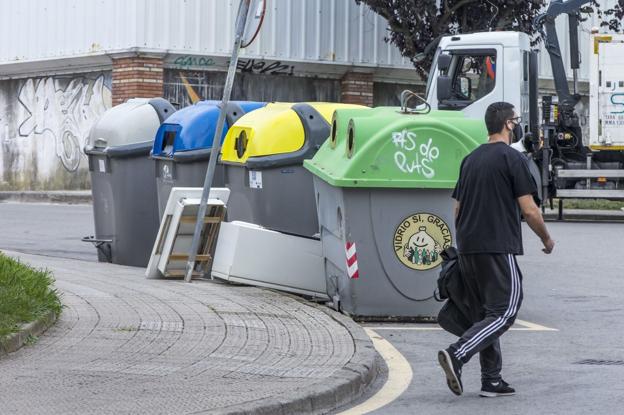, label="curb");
[543,210,624,222]
[0,191,92,205]
[0,311,58,356]
[214,295,378,415]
